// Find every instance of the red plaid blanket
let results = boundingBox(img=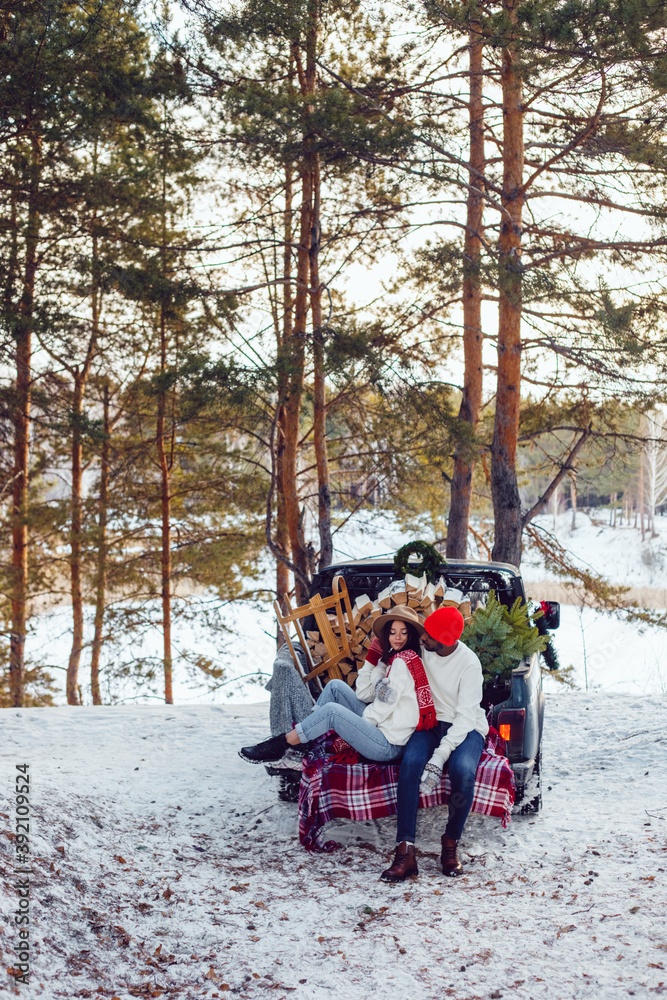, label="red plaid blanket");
[298,727,515,852]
